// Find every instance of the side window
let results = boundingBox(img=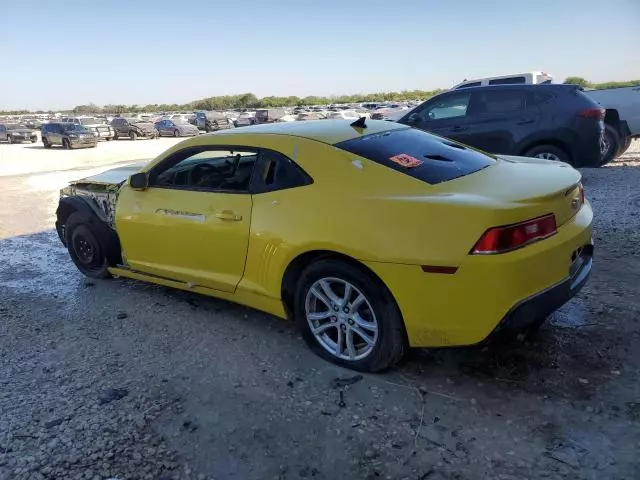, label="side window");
[254,150,310,193]
[488,76,526,85]
[0,125,5,133]
[472,90,526,114]
[529,91,554,106]
[150,148,258,192]
[421,93,471,120]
